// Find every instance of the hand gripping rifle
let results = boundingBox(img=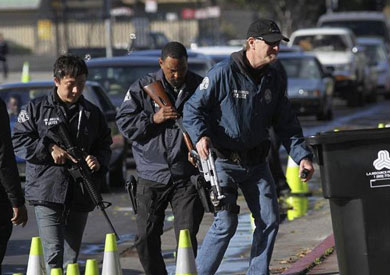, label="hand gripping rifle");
[52,123,120,240]
[143,80,225,212]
